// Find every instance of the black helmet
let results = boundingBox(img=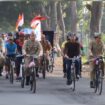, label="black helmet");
[8,32,13,36]
[66,32,73,40]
